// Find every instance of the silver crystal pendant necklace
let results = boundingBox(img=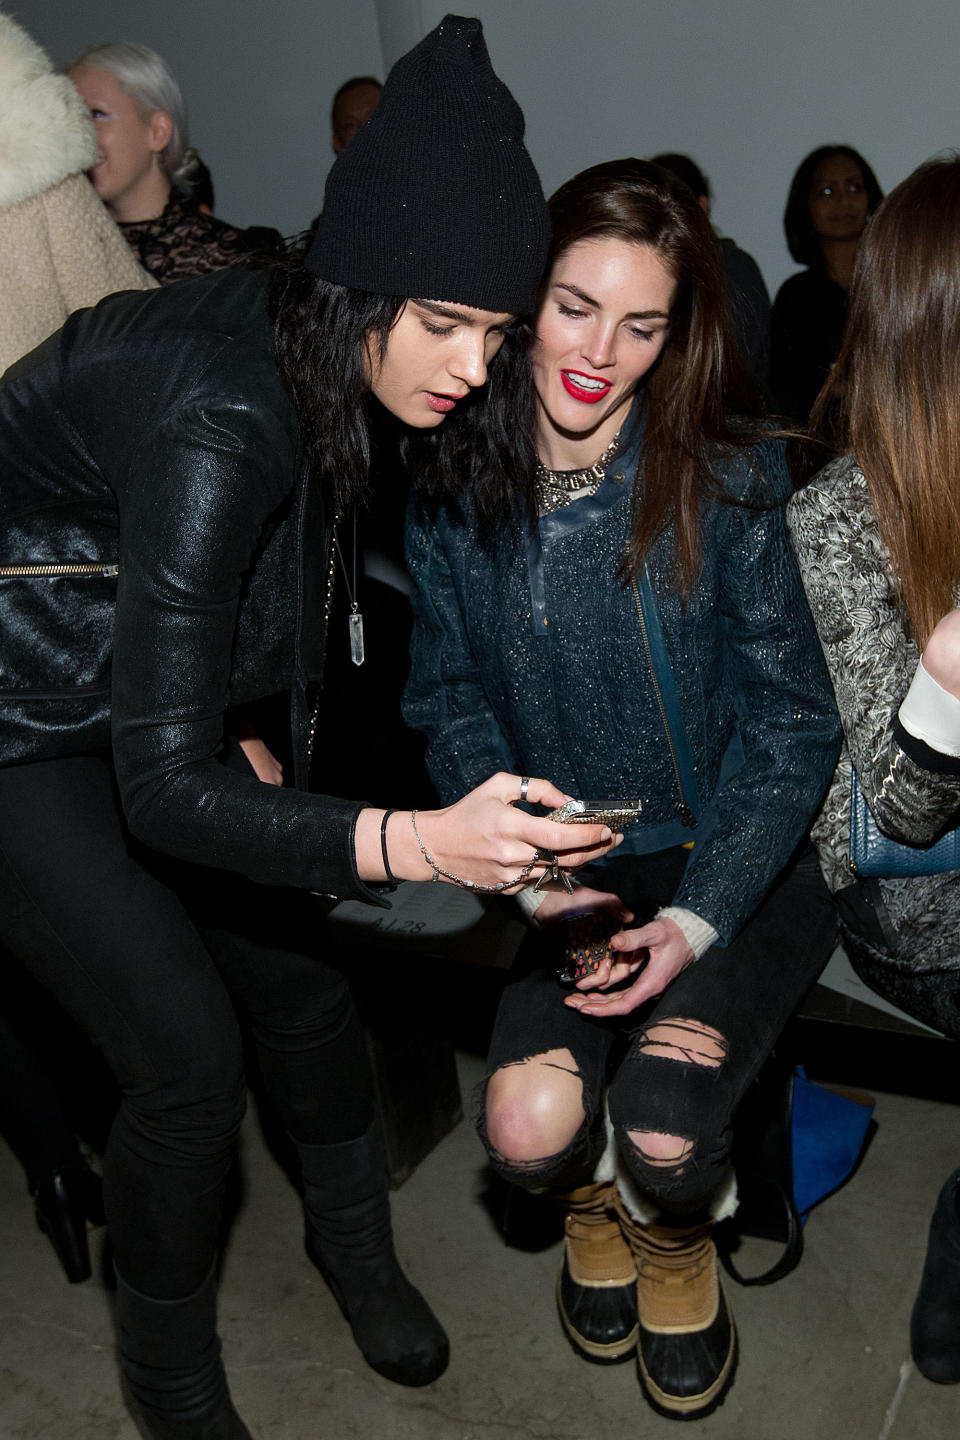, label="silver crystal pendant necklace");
[334,516,365,666]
